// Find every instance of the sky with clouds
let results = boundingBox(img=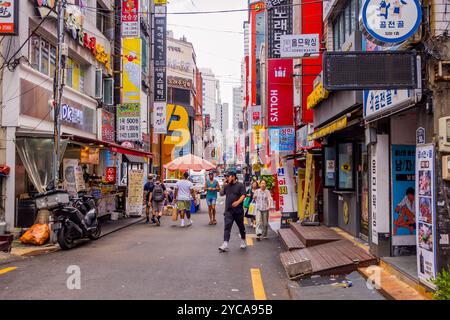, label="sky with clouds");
[167,0,247,118]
